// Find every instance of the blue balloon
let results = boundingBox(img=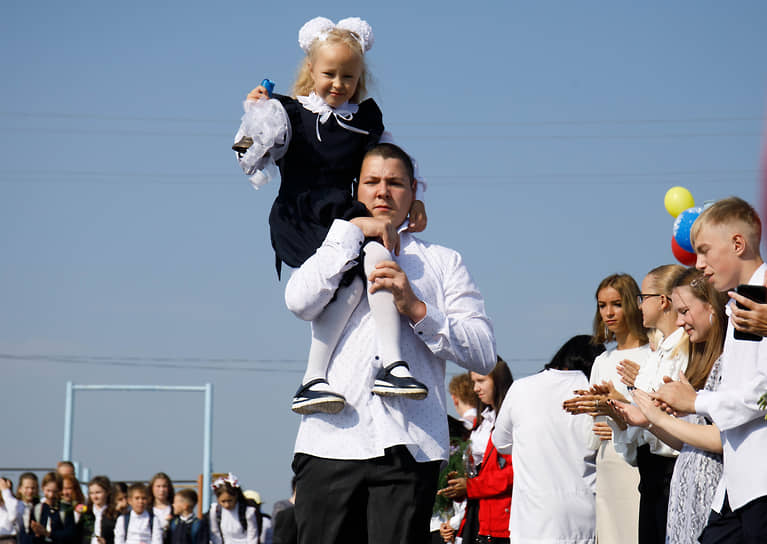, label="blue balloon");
[673,207,702,253]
